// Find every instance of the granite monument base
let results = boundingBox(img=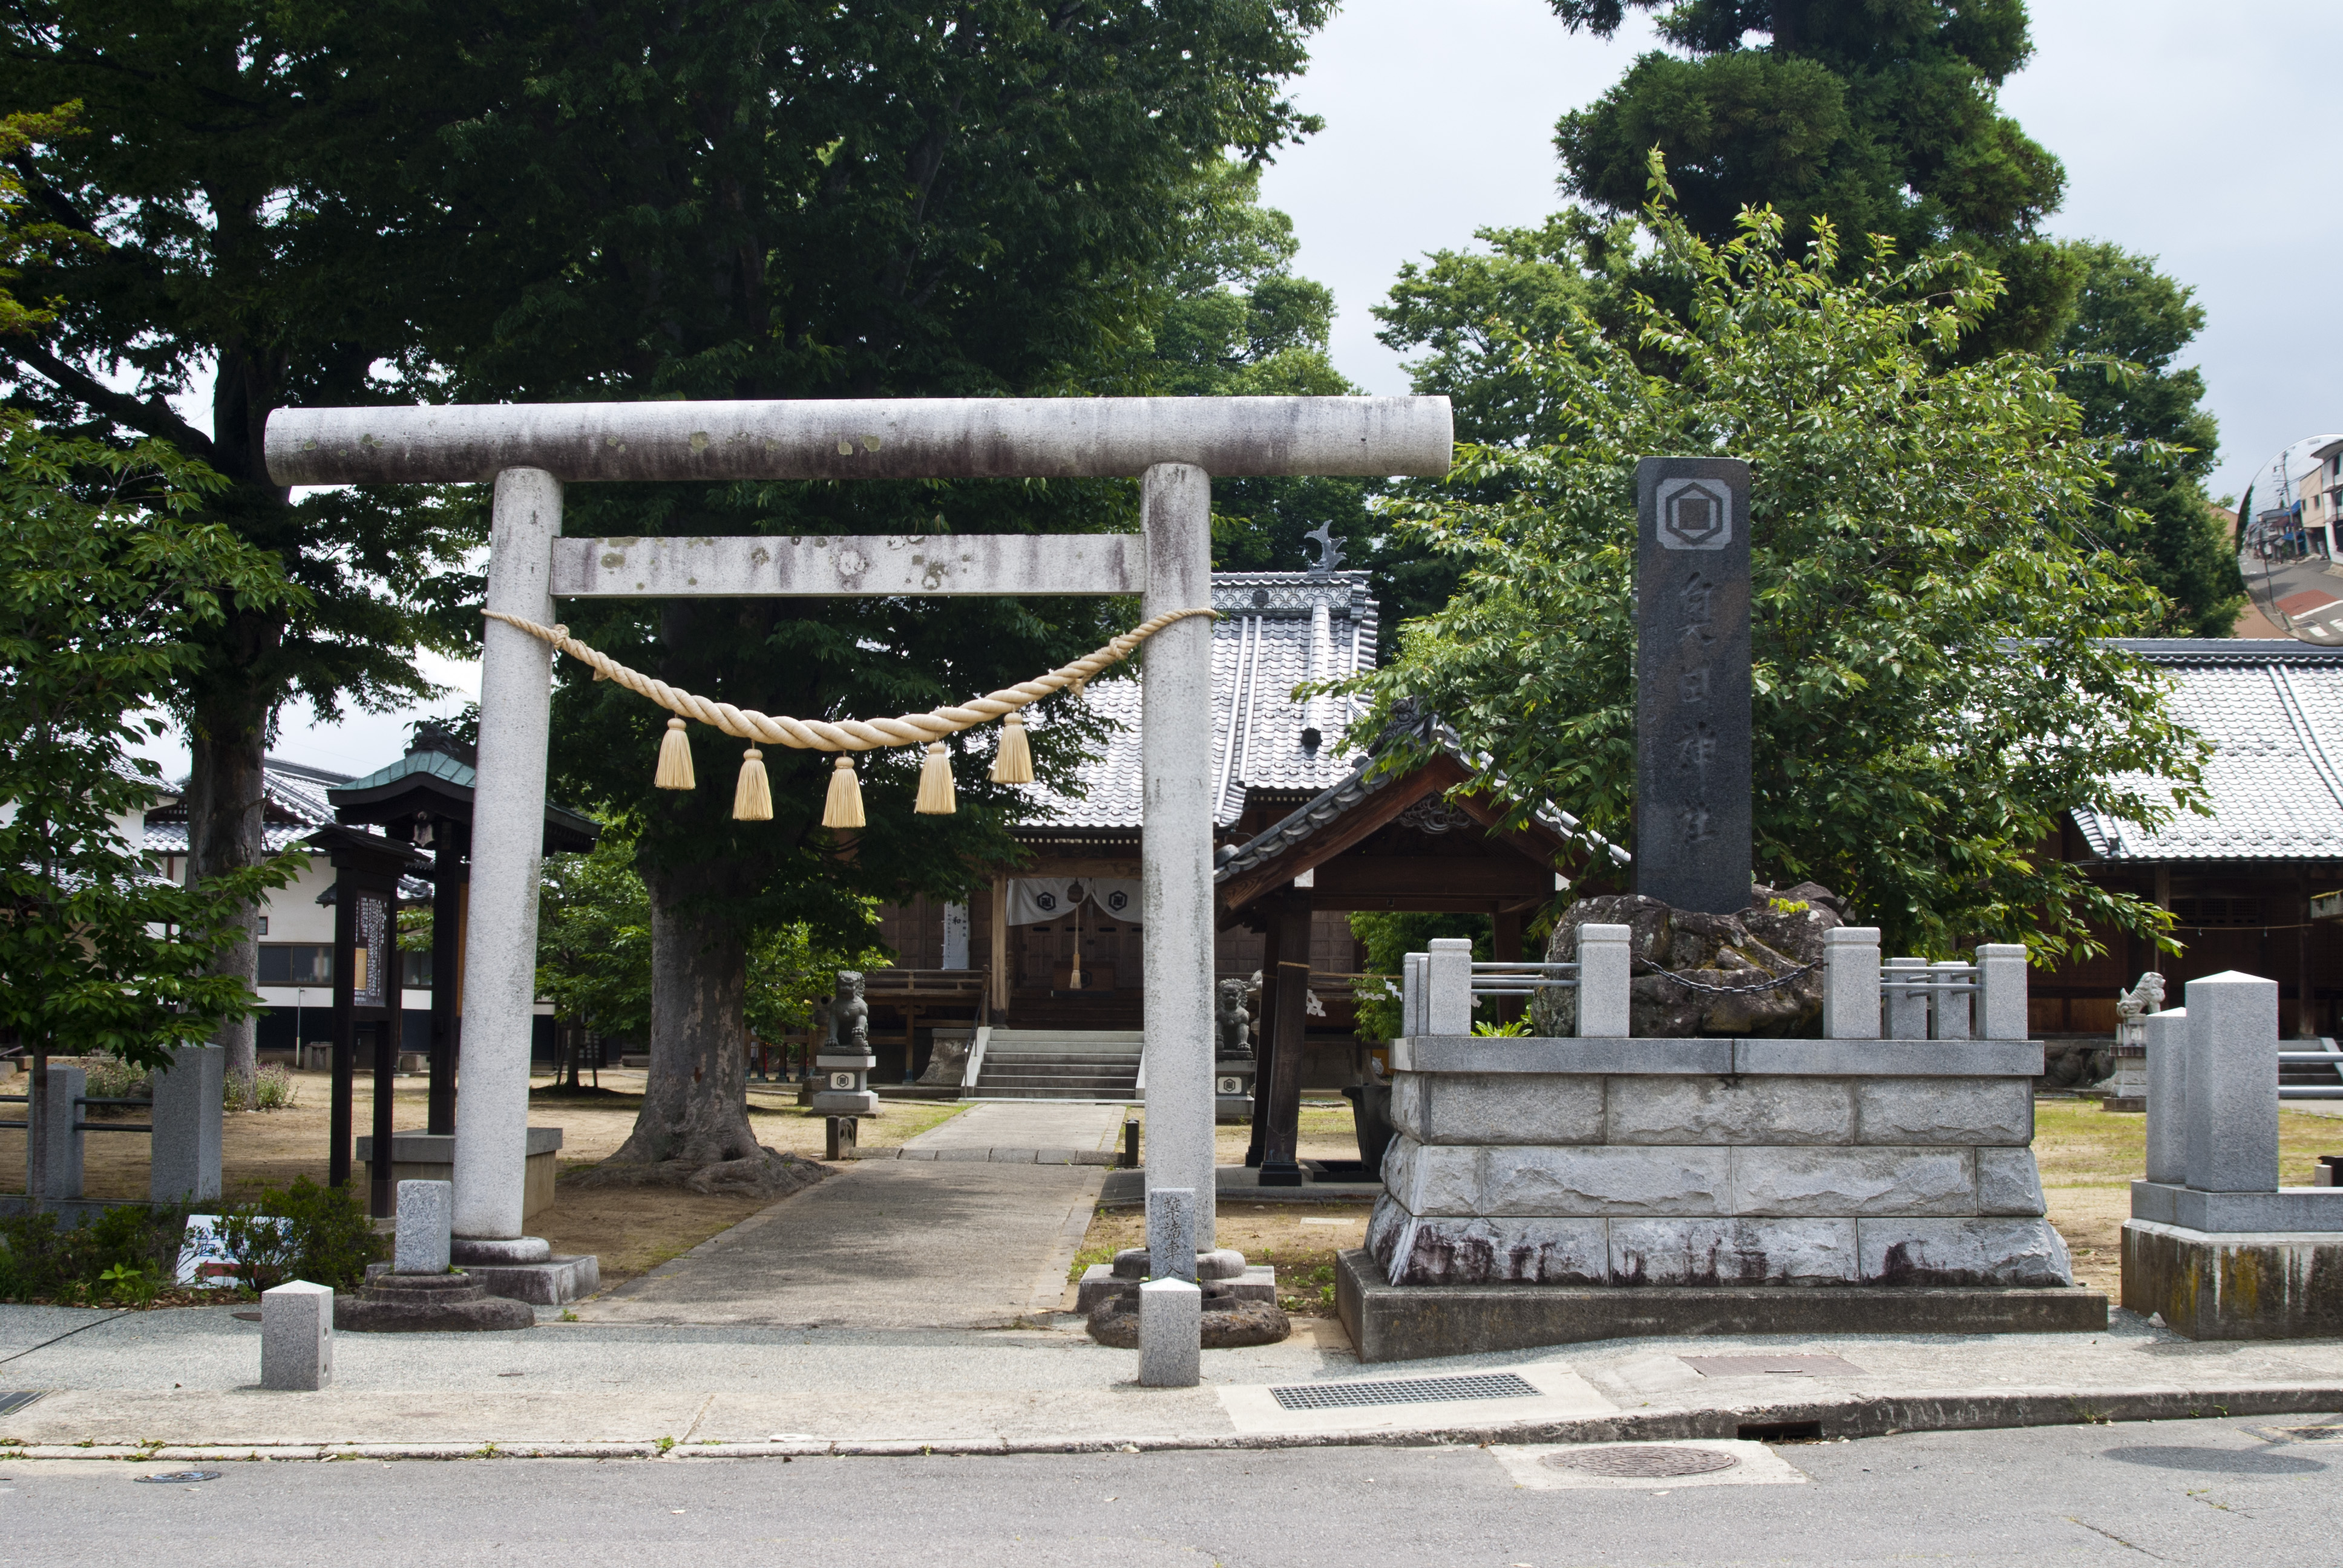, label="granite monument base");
[1337,1248,2108,1363]
[447,1235,600,1305]
[339,1267,537,1332]
[2121,1218,2343,1340]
